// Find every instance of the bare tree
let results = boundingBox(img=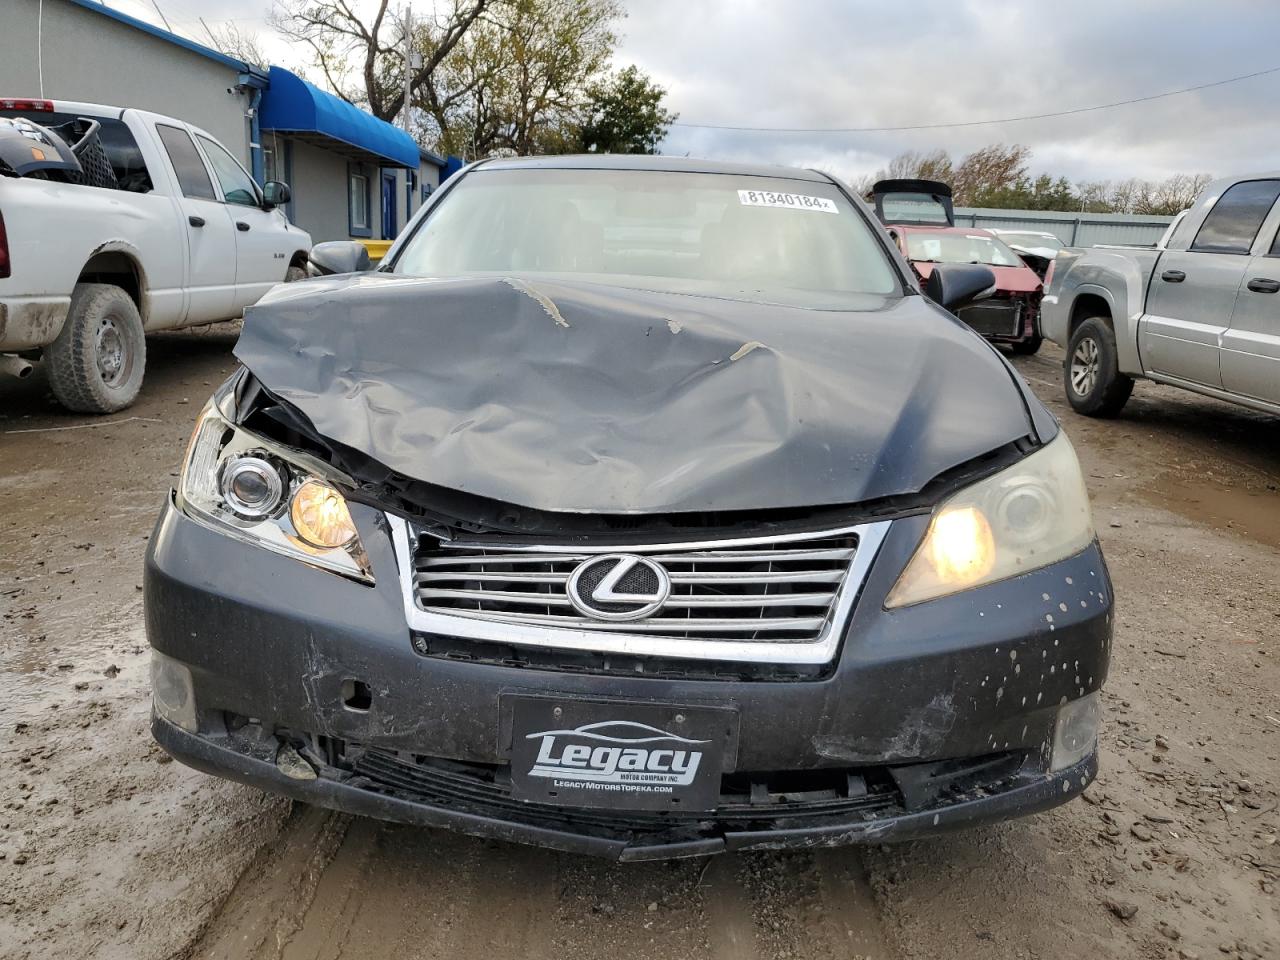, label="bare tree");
[1107,178,1140,214]
[1074,180,1111,213]
[1151,172,1211,215]
[272,0,493,121]
[875,148,953,184]
[204,20,270,68]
